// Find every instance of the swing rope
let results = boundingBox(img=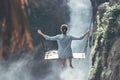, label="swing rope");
[84,16,93,54]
